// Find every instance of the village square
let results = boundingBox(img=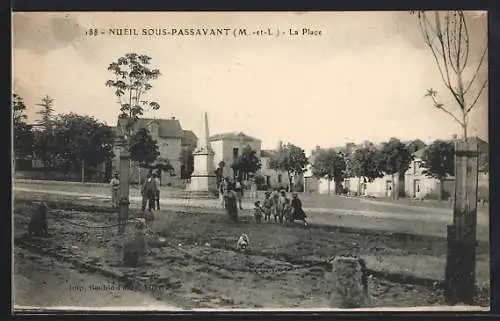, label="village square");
[12,11,489,311]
